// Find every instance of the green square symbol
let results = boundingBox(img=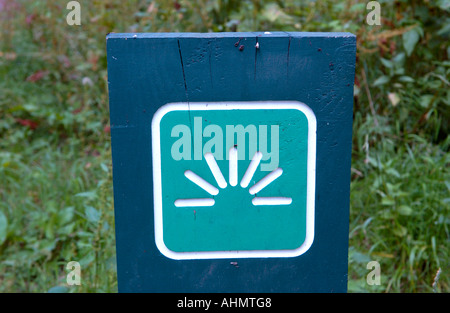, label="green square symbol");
[152,101,316,259]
